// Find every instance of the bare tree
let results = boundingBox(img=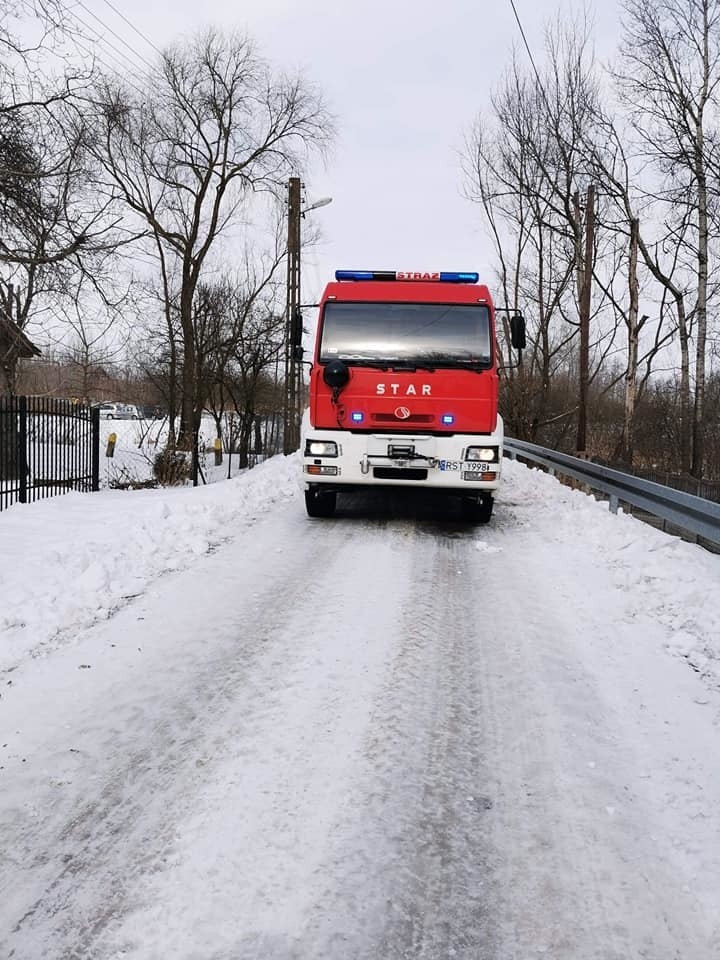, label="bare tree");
[464,18,613,446]
[616,0,720,477]
[202,232,286,440]
[0,4,129,393]
[0,1,91,128]
[48,270,129,400]
[464,8,720,475]
[90,28,333,449]
[579,96,693,468]
[464,97,578,441]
